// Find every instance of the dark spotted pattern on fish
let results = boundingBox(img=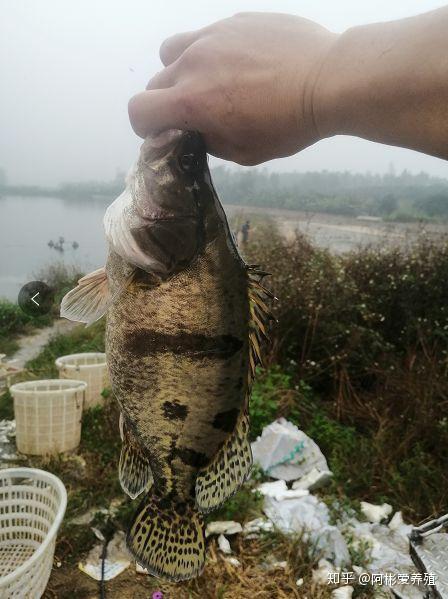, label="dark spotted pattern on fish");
[162,401,188,421]
[212,408,240,432]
